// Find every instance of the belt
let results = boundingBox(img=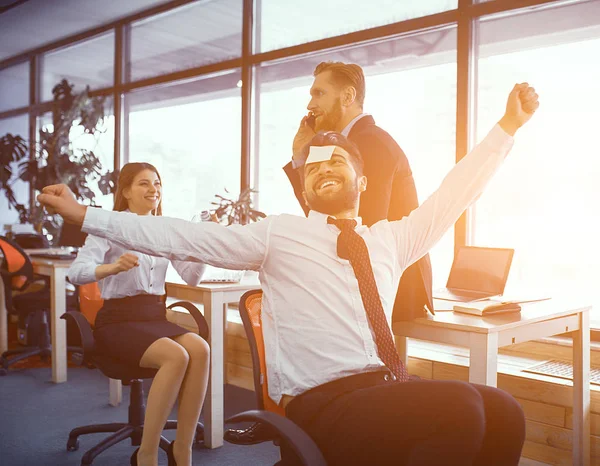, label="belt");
[285,369,396,429]
[104,294,163,307]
